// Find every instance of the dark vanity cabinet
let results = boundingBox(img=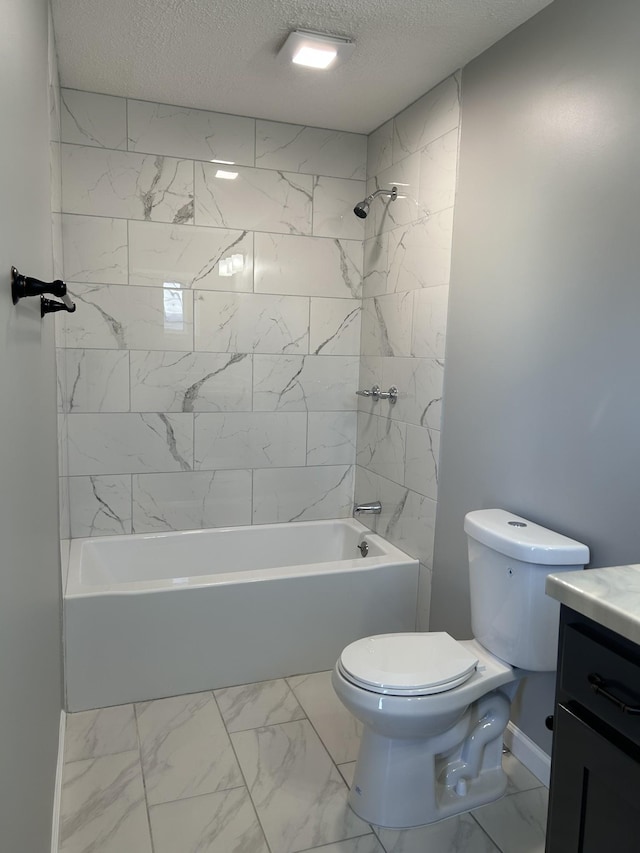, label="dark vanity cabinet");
[545,607,640,853]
